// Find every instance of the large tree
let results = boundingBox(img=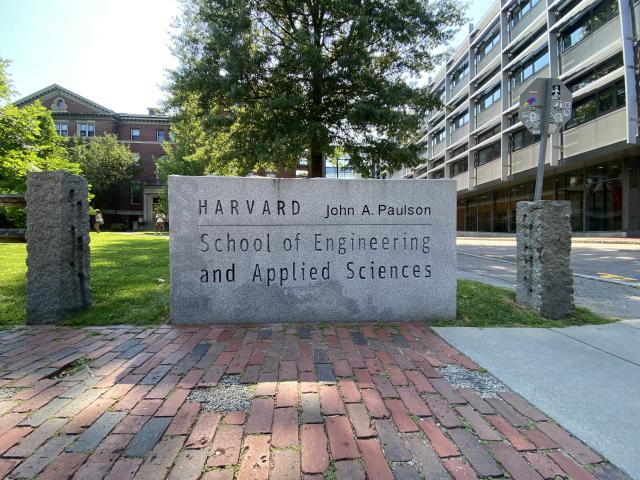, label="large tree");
[0,59,78,226]
[168,0,465,177]
[67,134,138,217]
